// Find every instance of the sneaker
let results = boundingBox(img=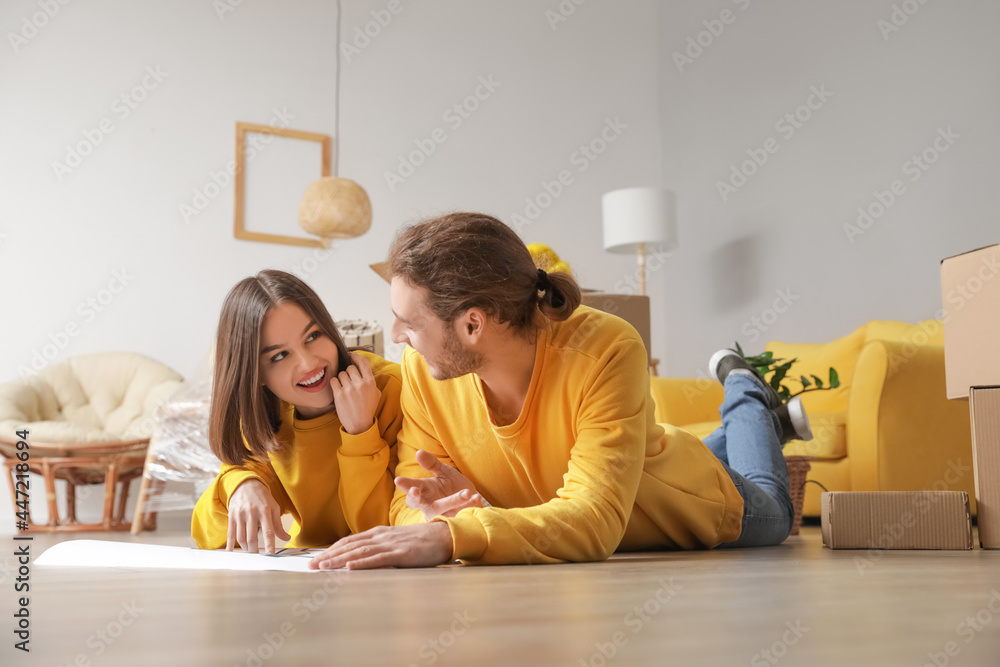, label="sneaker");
[708,349,782,409]
[775,396,813,444]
